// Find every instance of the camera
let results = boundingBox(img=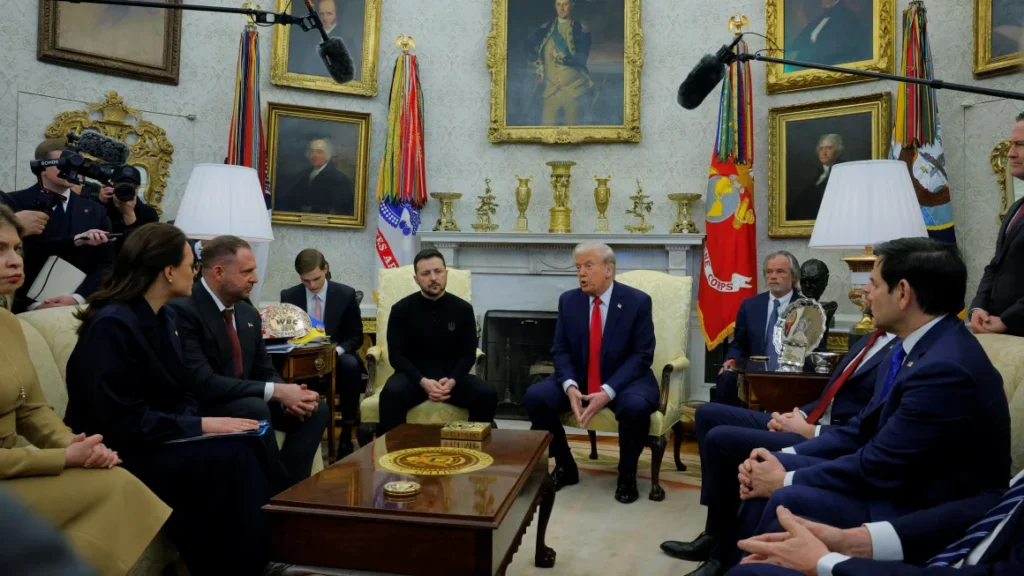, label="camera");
[28,131,132,190]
